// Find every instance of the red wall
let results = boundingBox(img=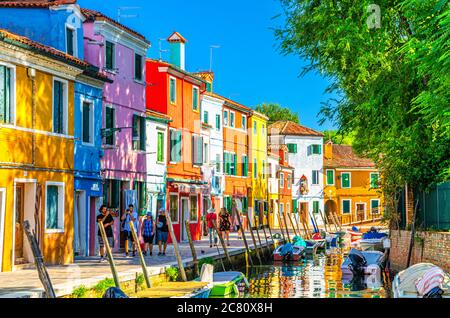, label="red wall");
[146,59,168,114]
